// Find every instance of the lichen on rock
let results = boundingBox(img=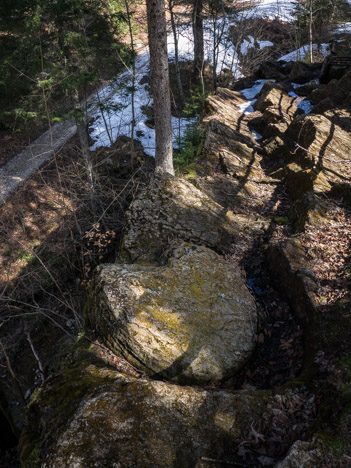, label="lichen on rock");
[121,172,266,262]
[88,243,257,384]
[21,355,270,468]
